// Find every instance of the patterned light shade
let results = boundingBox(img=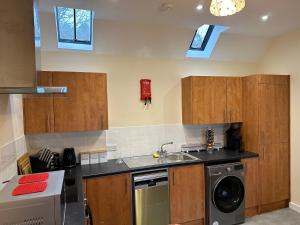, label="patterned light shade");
[210,0,246,16]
